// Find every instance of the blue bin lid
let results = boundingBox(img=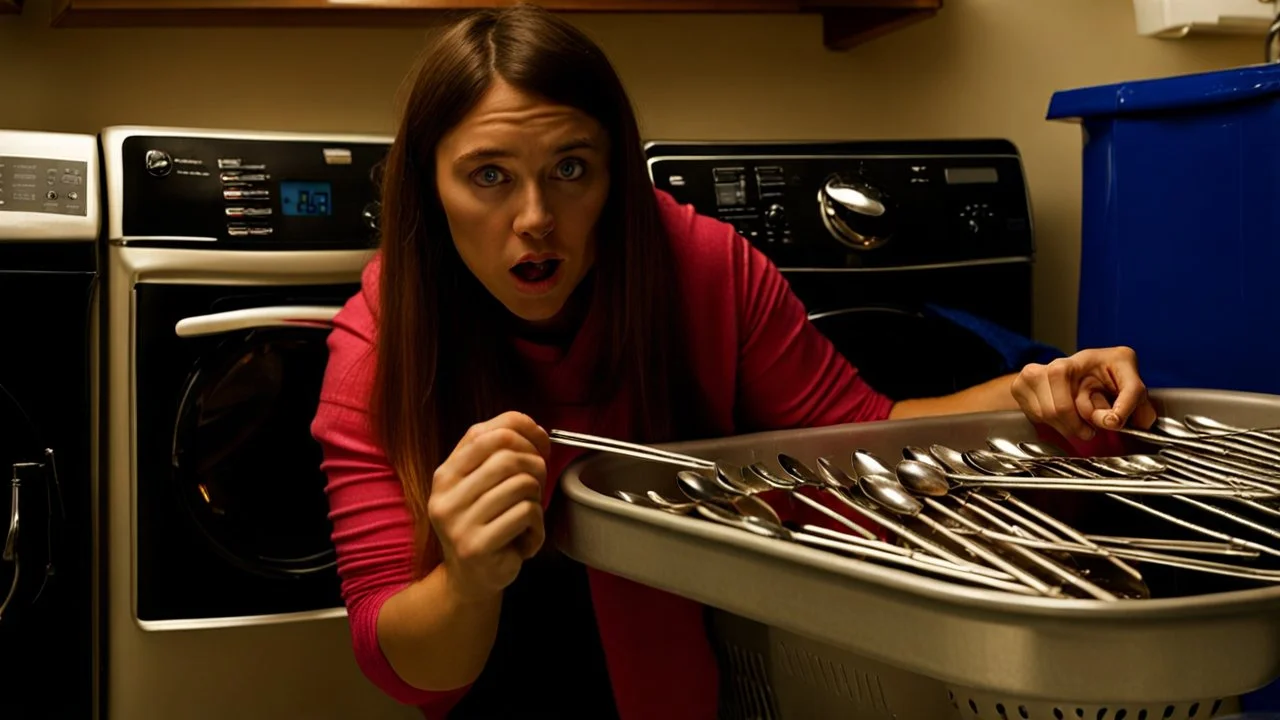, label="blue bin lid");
[1046,62,1280,121]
